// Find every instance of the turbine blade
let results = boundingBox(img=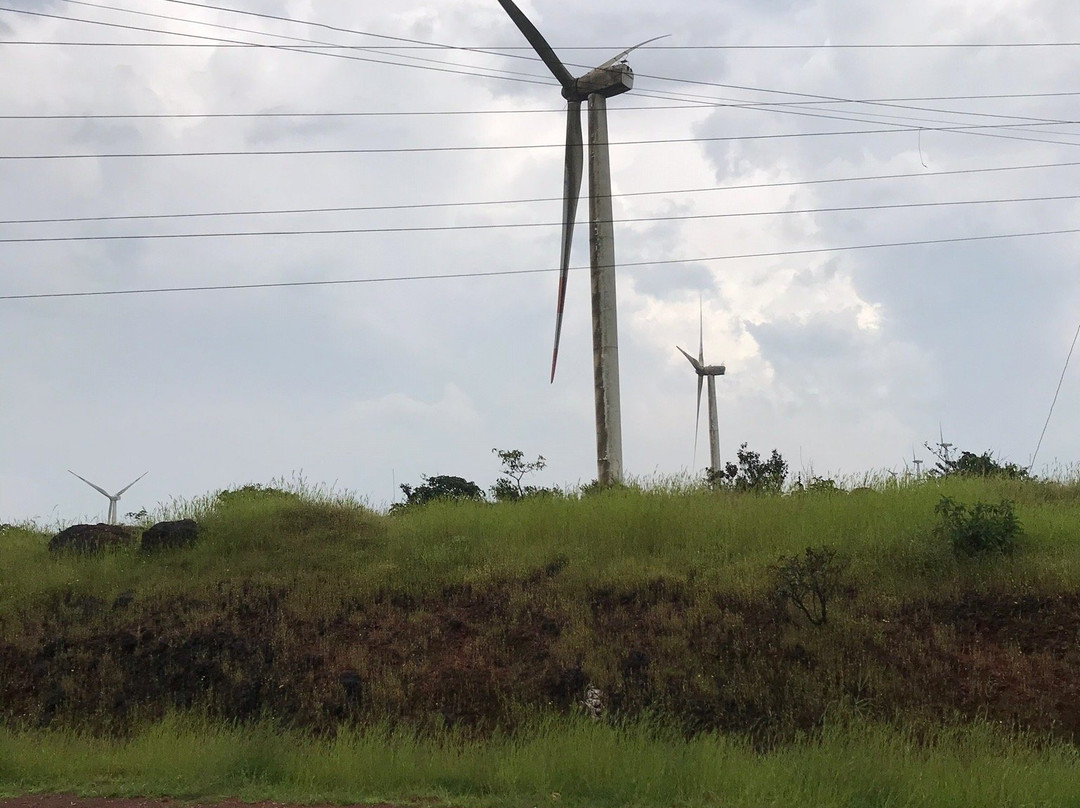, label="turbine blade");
[677,345,703,373]
[597,34,670,70]
[694,373,703,468]
[698,297,705,366]
[551,101,583,382]
[495,0,576,91]
[68,469,111,499]
[115,471,148,497]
